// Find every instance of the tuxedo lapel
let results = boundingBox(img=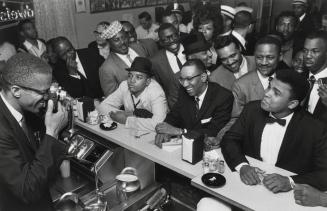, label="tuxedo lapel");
[253,110,268,159]
[276,111,301,164]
